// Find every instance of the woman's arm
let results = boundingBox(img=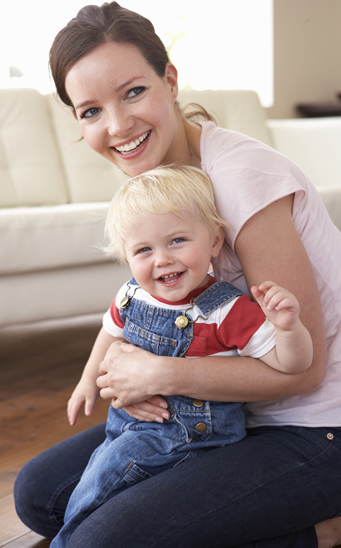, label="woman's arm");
[97,195,326,416]
[234,194,326,390]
